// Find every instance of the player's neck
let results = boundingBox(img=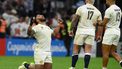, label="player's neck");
[38,22,46,25]
[86,3,93,5]
[109,2,115,6]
